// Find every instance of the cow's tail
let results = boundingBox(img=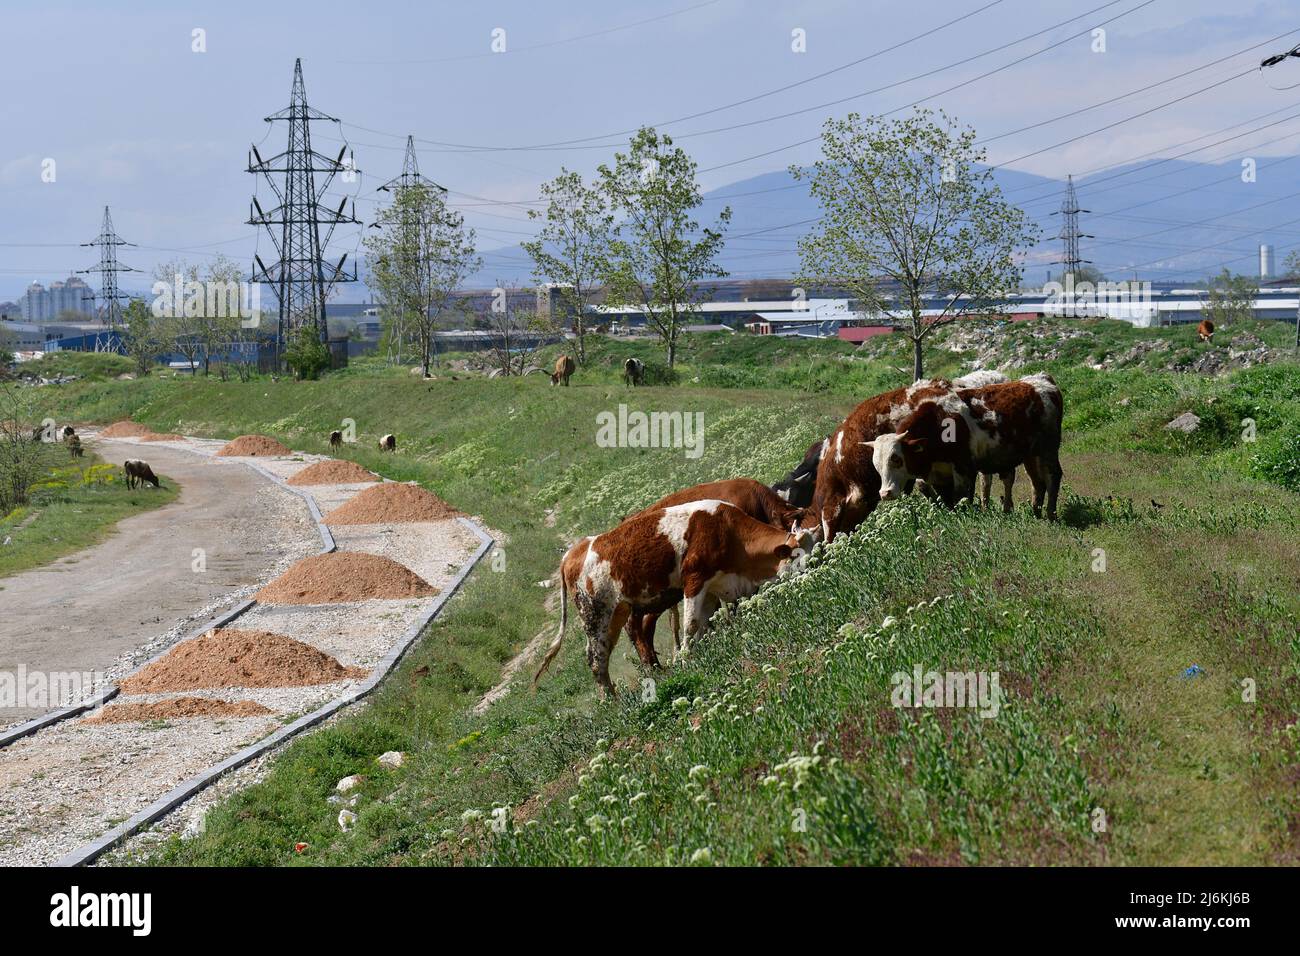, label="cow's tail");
[533,567,568,686]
